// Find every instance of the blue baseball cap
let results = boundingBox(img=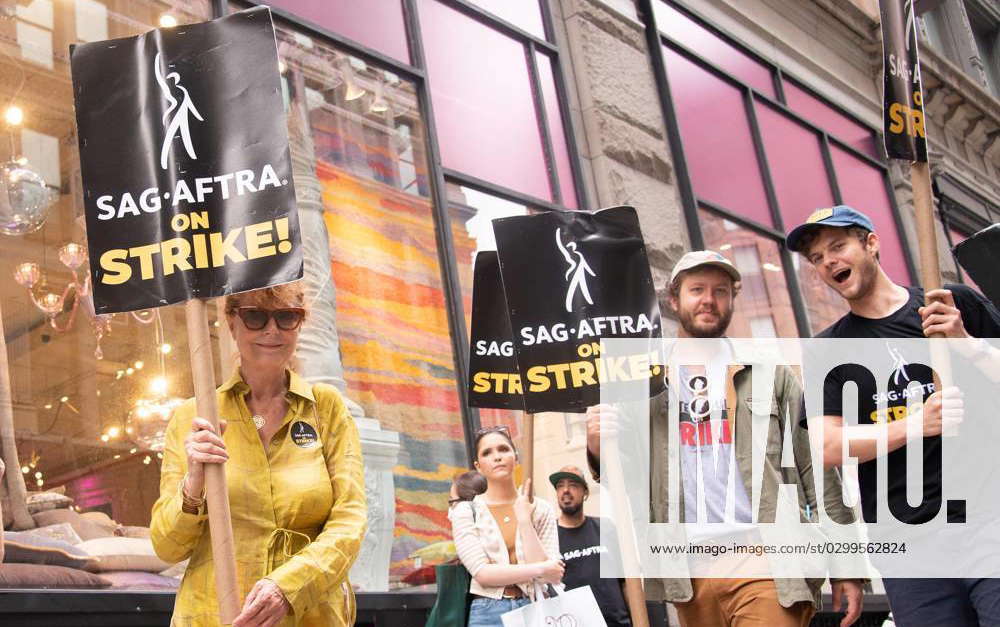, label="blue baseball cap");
[785,205,875,253]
